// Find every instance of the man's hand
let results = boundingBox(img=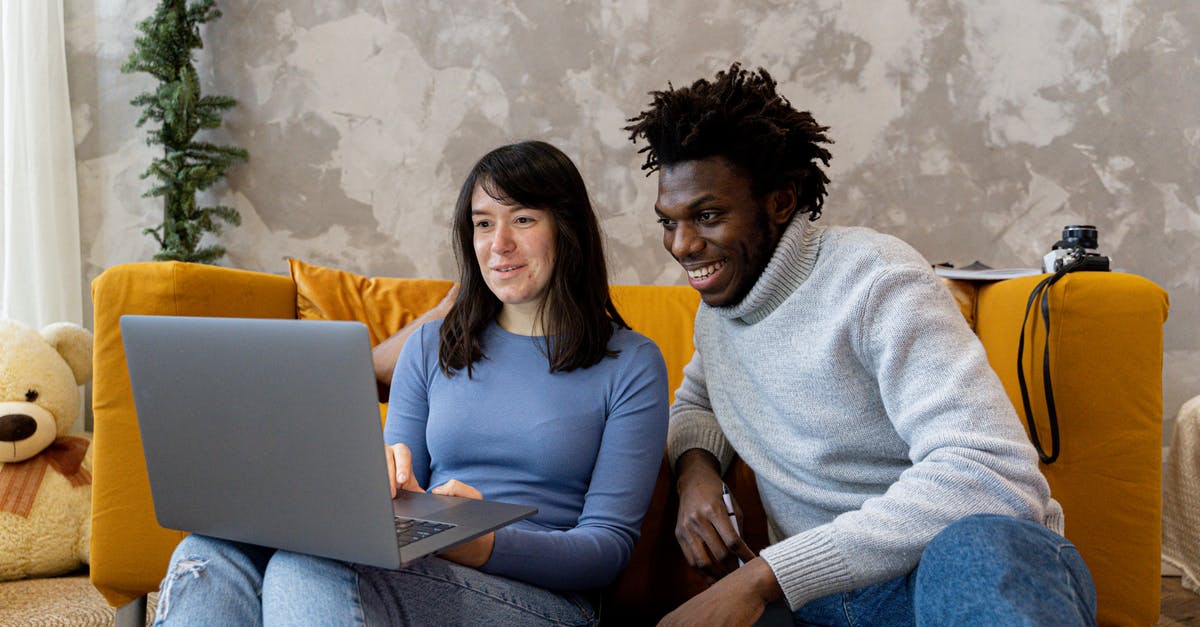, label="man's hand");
[429,479,495,568]
[674,449,756,579]
[658,557,783,627]
[385,443,425,498]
